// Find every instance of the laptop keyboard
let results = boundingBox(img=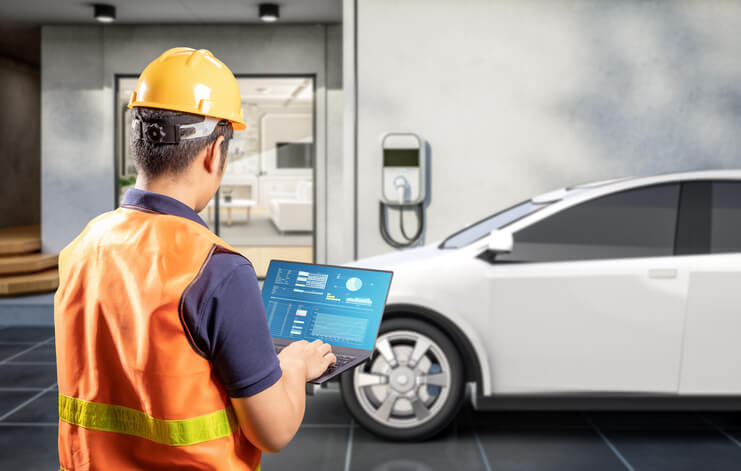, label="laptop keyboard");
[329,354,353,368]
[274,346,354,373]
